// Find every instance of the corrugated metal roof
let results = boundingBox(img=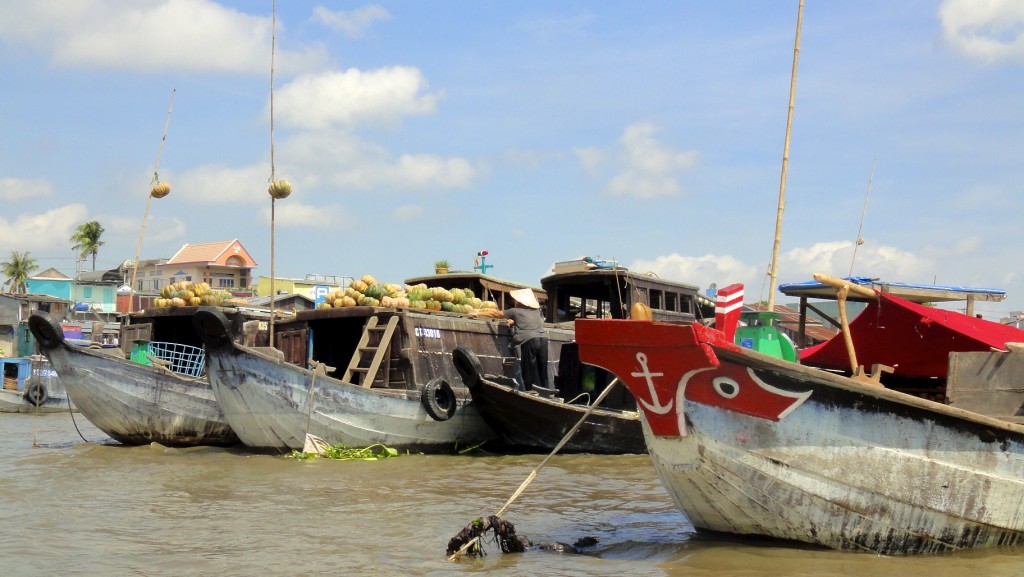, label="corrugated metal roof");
[30,267,71,280]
